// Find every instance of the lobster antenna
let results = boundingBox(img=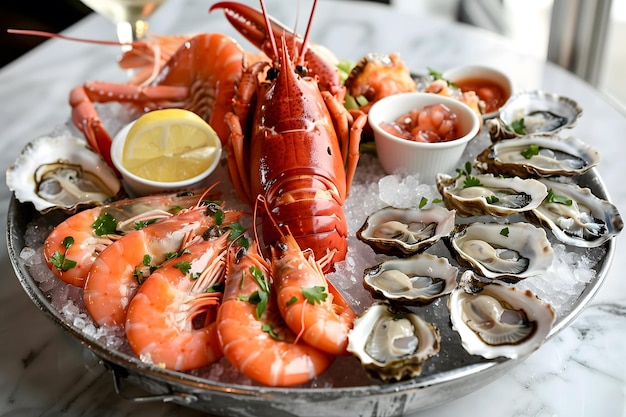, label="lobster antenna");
[299,0,318,63]
[7,29,130,46]
[259,0,279,65]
